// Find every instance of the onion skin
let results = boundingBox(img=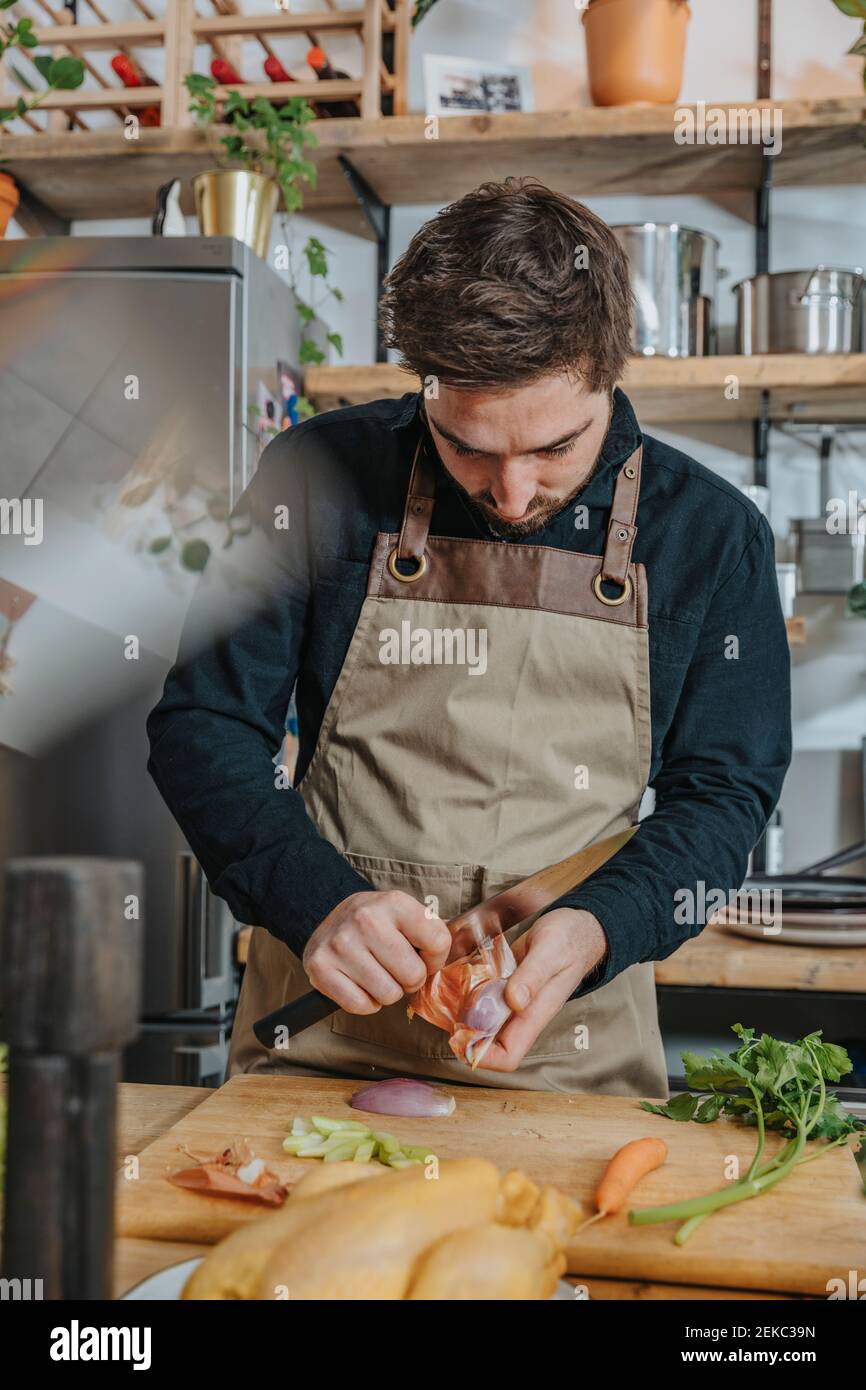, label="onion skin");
[350,1078,456,1118]
[410,934,516,1067]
